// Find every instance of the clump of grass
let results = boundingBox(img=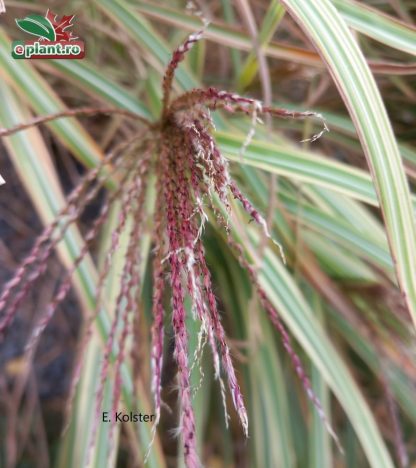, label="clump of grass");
[0,29,334,466]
